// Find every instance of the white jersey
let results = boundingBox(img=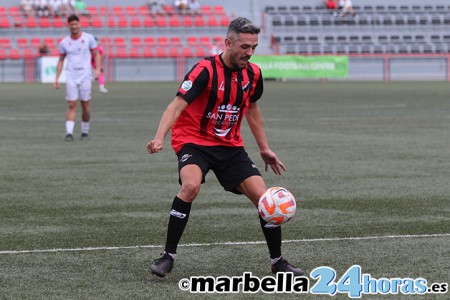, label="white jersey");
[58,32,97,84]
